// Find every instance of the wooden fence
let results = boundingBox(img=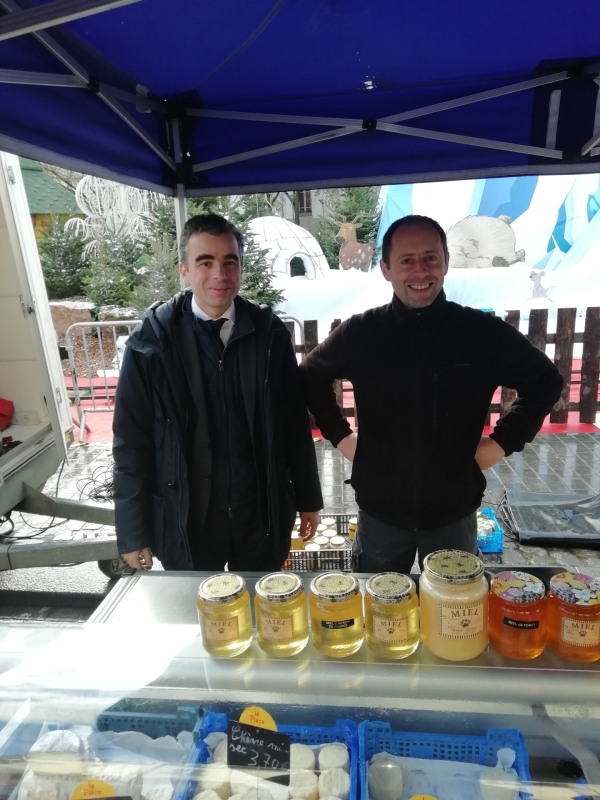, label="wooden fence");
[286,308,600,425]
